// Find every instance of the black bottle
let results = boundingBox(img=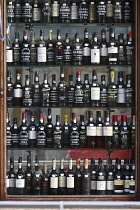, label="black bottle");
[12,32,21,65]
[11,118,20,148]
[90,158,97,195]
[82,158,90,195]
[118,34,126,65]
[33,71,41,107]
[14,0,22,22]
[100,28,108,65]
[70,113,80,148]
[12,70,23,106]
[46,108,54,148]
[97,0,106,23]
[23,75,33,107]
[82,28,91,65]
[79,115,86,148]
[15,157,25,195]
[22,0,33,22]
[28,112,37,148]
[7,70,13,106]
[63,33,72,65]
[59,0,70,23]
[49,158,58,195]
[74,158,82,195]
[83,74,90,107]
[25,155,33,195]
[40,73,50,107]
[41,163,49,195]
[62,115,70,148]
[19,112,28,148]
[49,74,58,107]
[96,158,106,195]
[7,157,16,195]
[78,0,88,23]
[58,67,67,107]
[66,158,75,195]
[58,159,66,195]
[33,155,42,195]
[100,75,108,107]
[53,115,62,148]
[37,112,46,149]
[67,75,75,107]
[106,158,114,195]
